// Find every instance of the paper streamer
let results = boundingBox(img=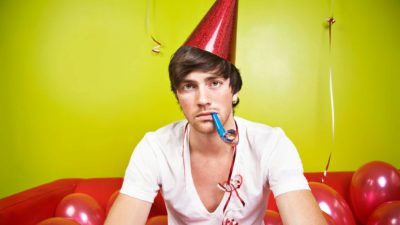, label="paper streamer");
[322,0,336,181]
[322,152,332,183]
[327,16,335,144]
[146,0,162,53]
[151,35,161,53]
